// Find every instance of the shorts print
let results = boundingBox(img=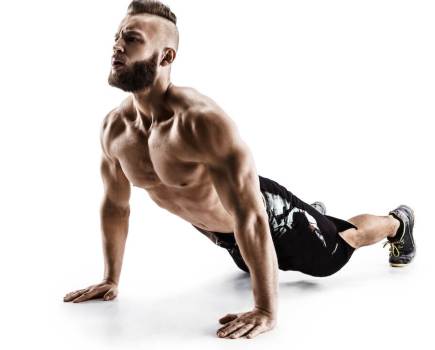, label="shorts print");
[264,191,327,248]
[260,175,358,276]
